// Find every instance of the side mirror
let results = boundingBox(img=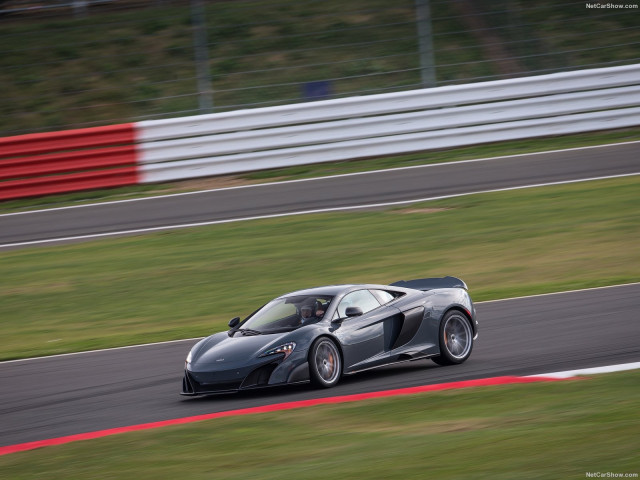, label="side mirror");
[228,317,240,328]
[345,306,364,317]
